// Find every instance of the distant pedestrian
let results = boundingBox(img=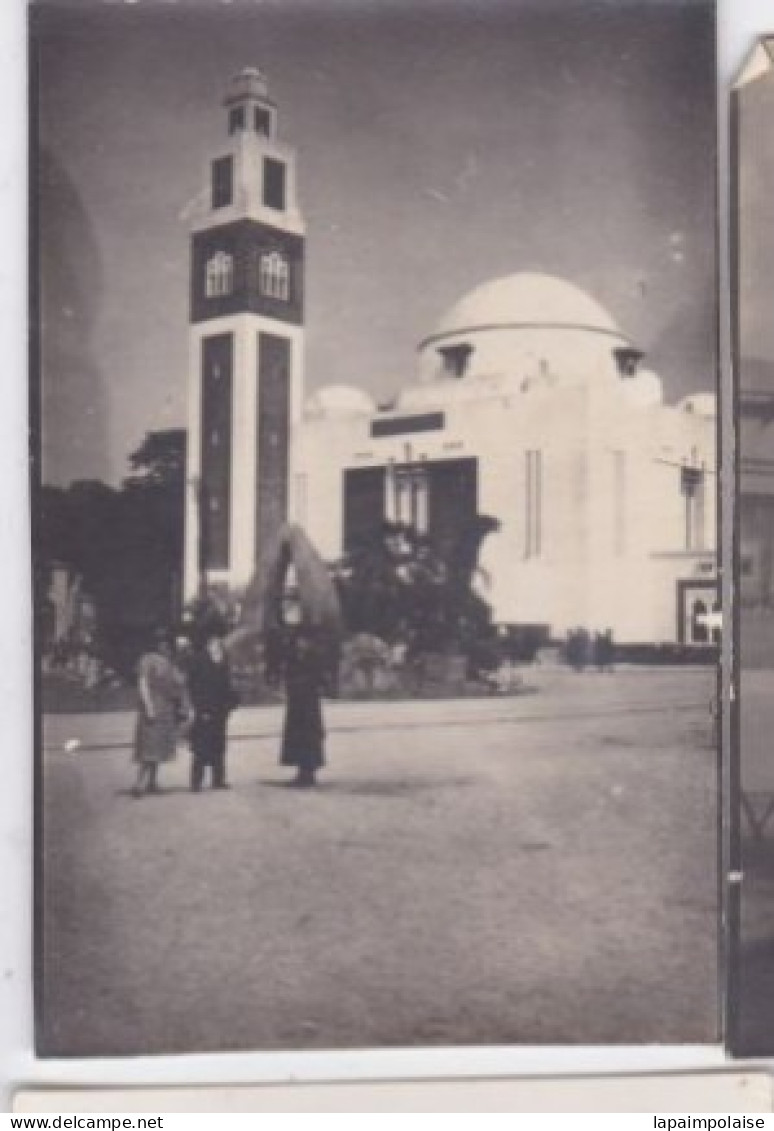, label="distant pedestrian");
[187,623,239,791]
[567,627,590,672]
[131,628,188,798]
[594,628,615,673]
[267,589,329,788]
